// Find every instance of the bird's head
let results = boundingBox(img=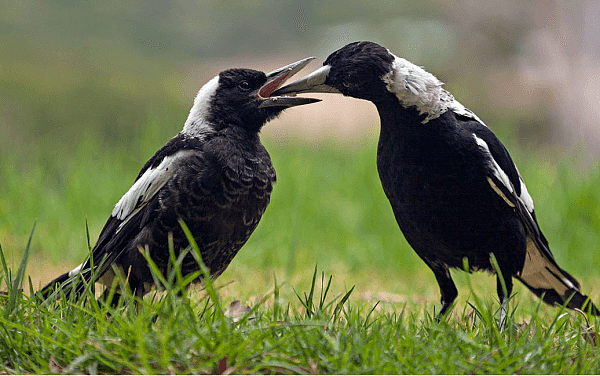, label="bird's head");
[274,42,447,120]
[273,42,396,102]
[183,58,320,137]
